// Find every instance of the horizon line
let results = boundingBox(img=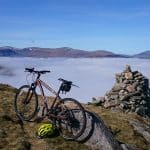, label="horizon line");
[0,45,150,55]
